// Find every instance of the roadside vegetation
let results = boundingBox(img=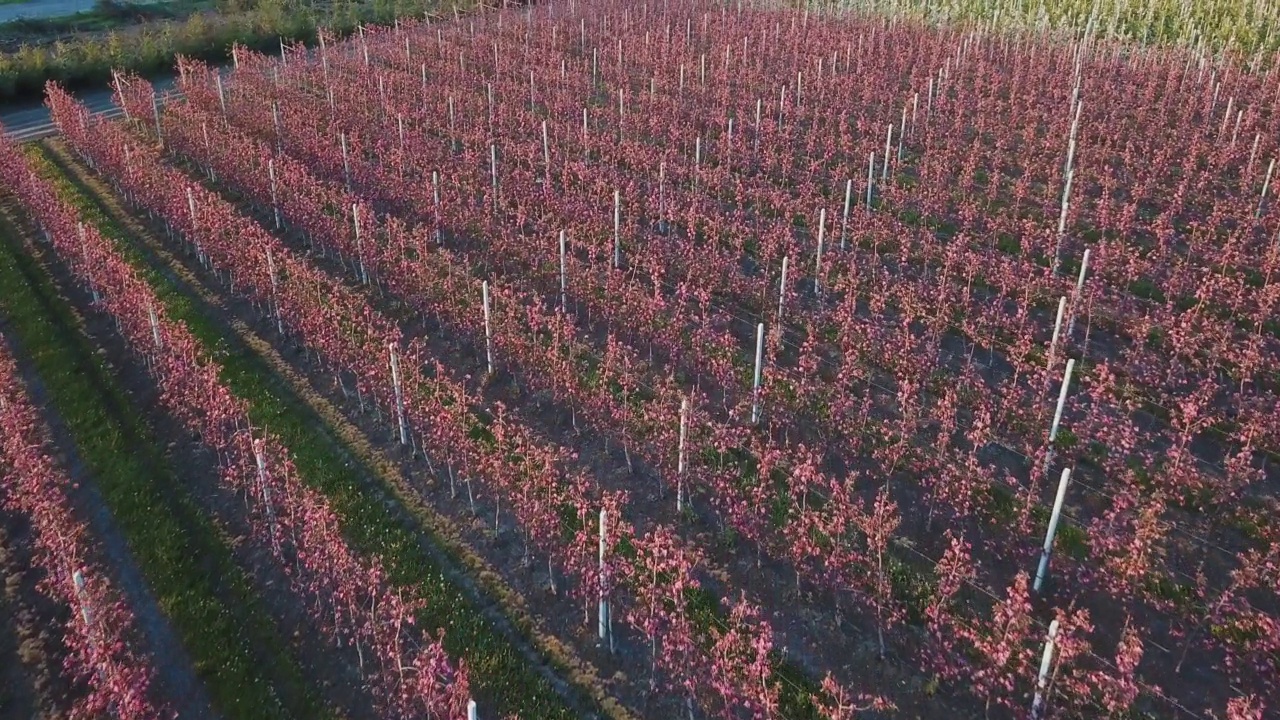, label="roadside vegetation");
[0,0,454,101]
